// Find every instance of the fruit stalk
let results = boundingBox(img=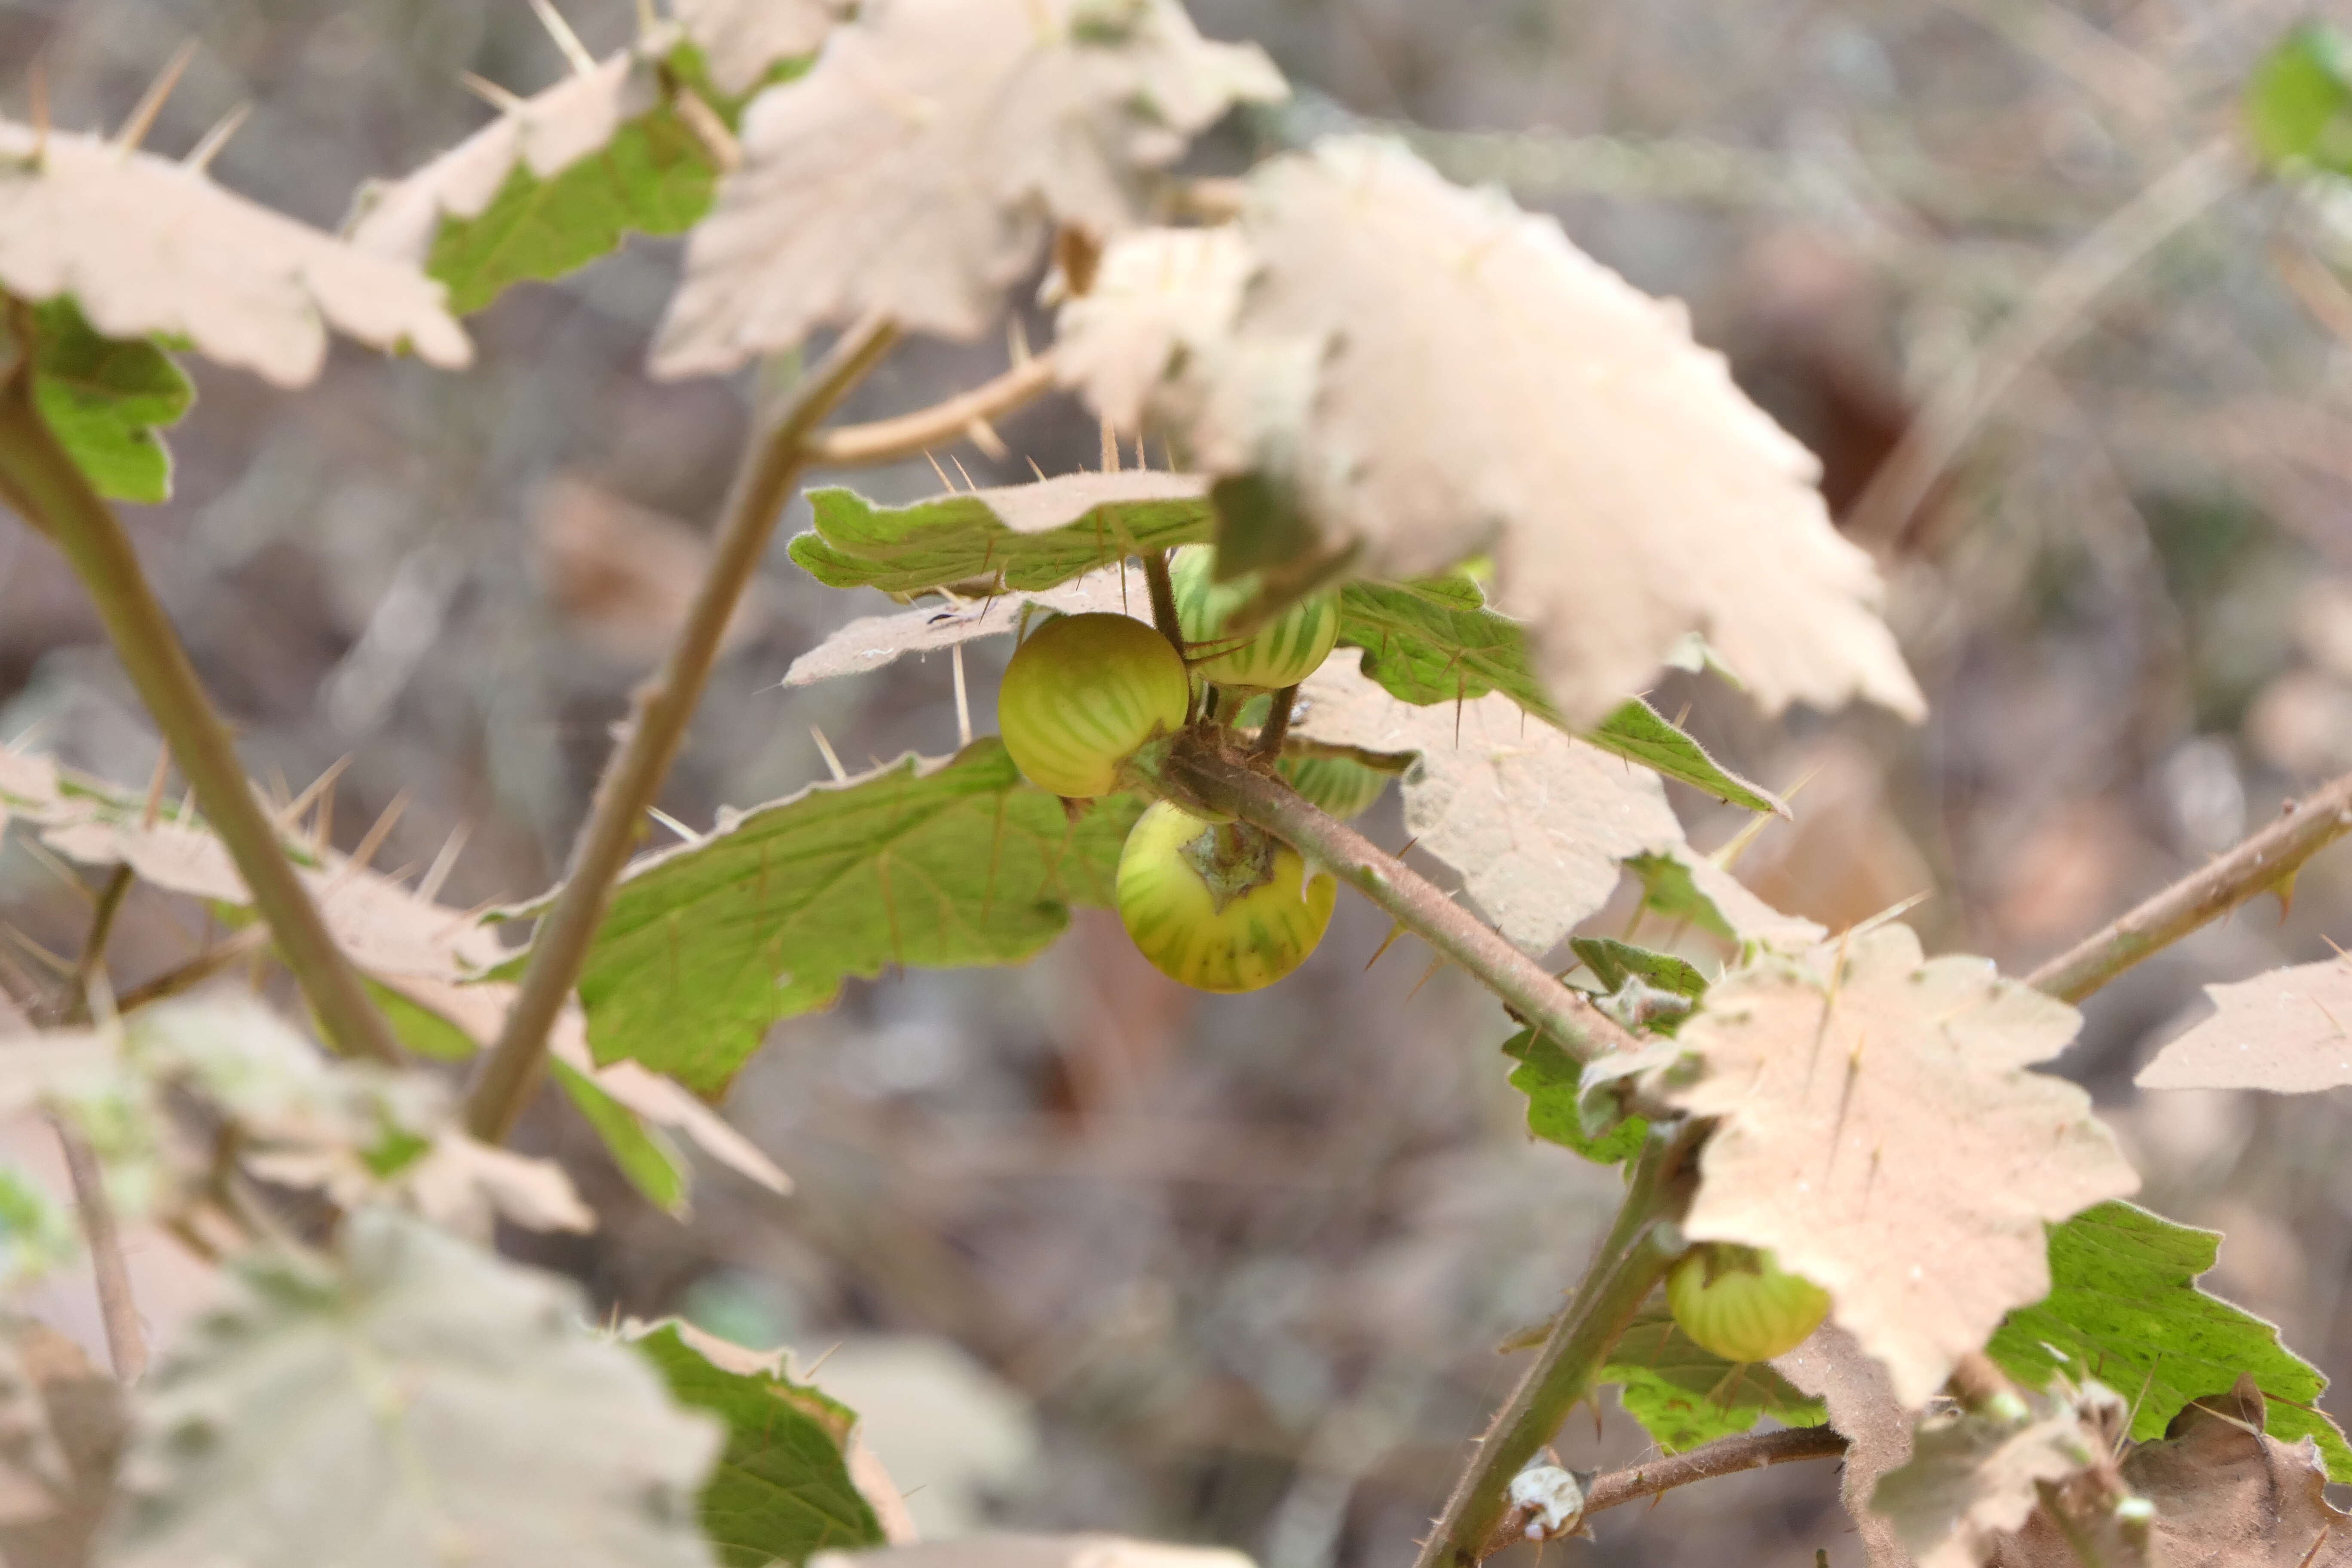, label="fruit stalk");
[1413,1123,1700,1568]
[463,316,900,1142]
[1153,741,1643,1063]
